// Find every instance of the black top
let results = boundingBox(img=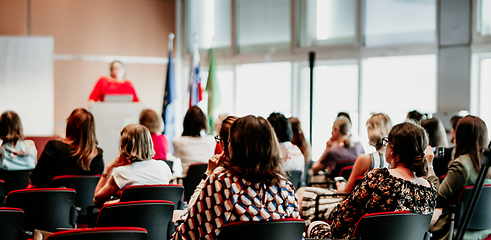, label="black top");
[30,140,104,187]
